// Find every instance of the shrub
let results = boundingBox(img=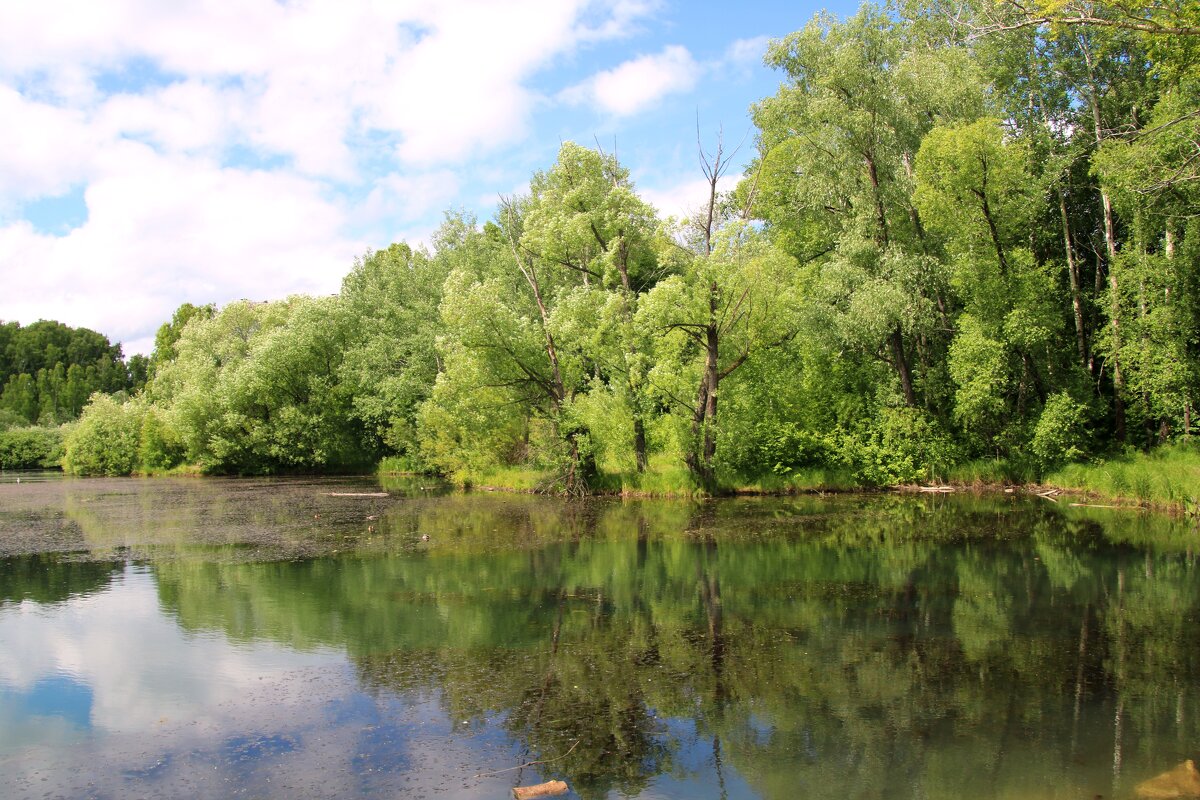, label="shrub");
[835,407,960,486]
[138,406,185,471]
[0,426,64,469]
[721,421,831,478]
[63,395,144,476]
[1030,392,1092,469]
